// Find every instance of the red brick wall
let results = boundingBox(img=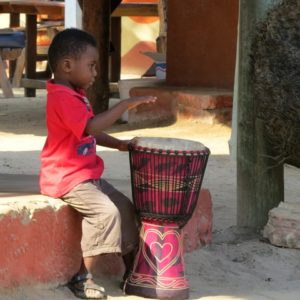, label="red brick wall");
[167,0,239,89]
